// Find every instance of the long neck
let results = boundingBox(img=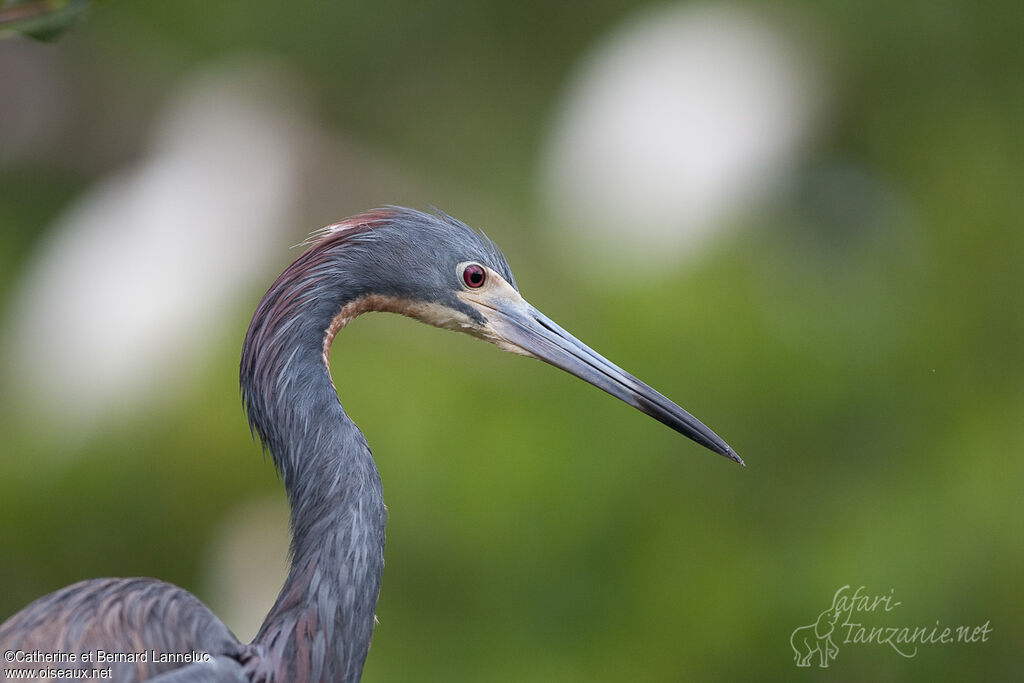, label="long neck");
[241,235,388,683]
